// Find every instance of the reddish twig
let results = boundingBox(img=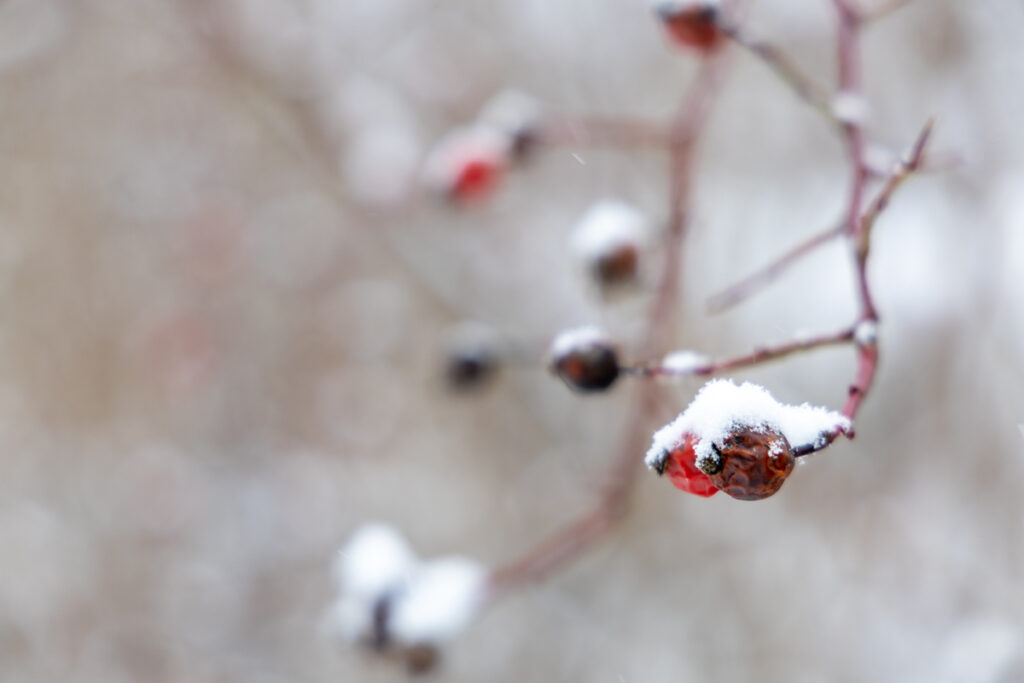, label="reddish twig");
[628,325,856,378]
[721,24,835,121]
[489,55,730,596]
[535,115,669,148]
